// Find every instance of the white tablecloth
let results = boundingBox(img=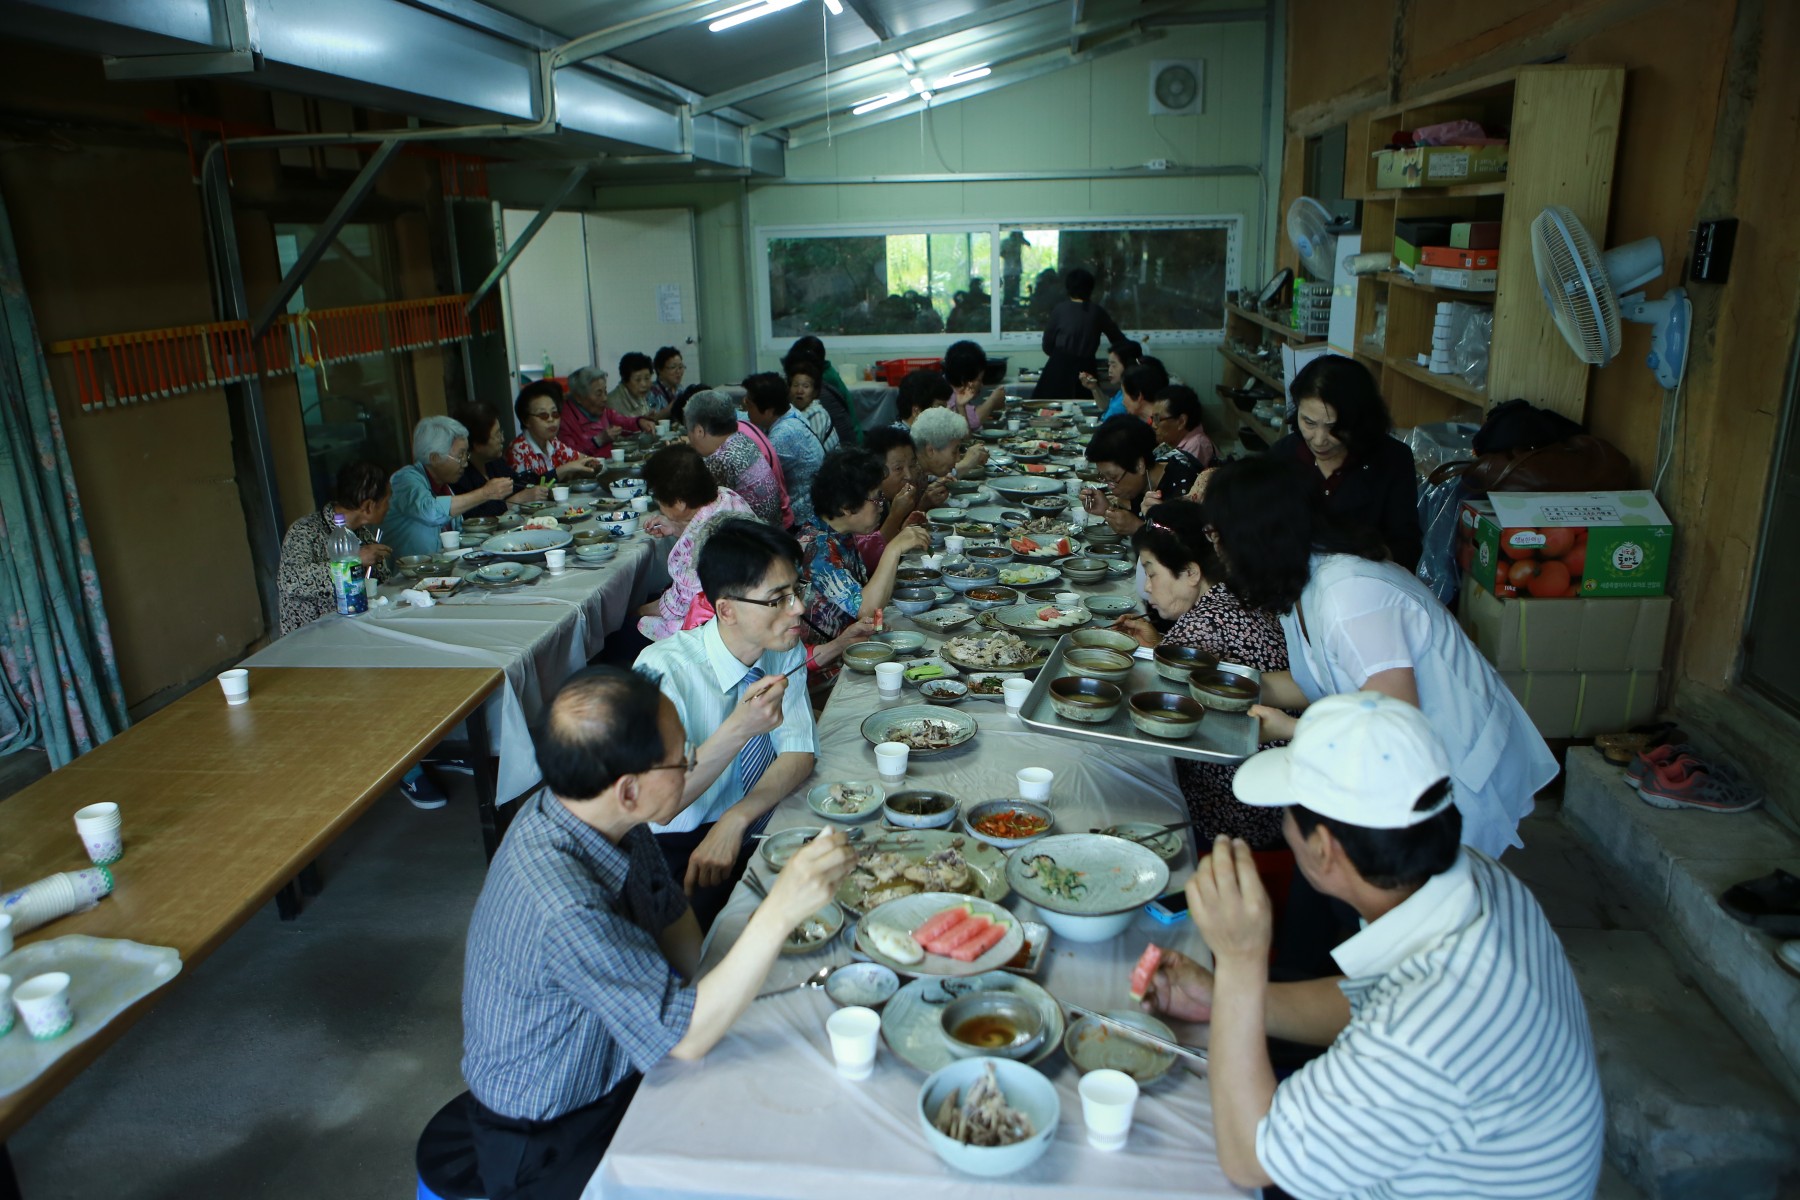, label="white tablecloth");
[242,539,662,801]
[590,601,1246,1199]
